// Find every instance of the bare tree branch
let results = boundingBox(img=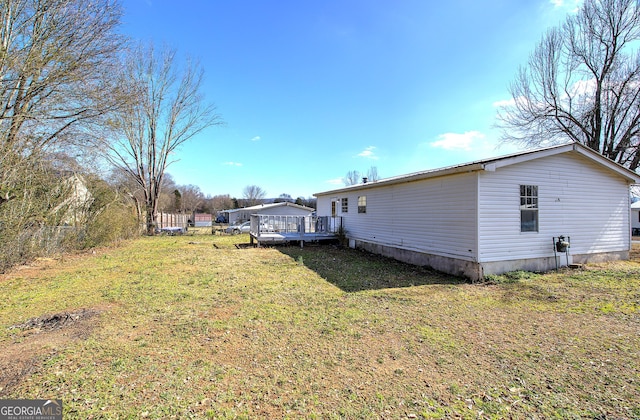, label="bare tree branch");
[343,170,360,186]
[242,185,266,207]
[100,43,223,234]
[497,0,640,170]
[0,0,124,208]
